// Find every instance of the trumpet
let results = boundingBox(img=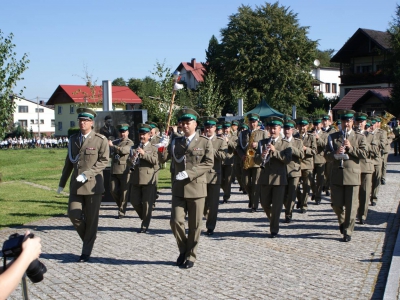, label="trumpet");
[129,143,142,171]
[260,139,273,169]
